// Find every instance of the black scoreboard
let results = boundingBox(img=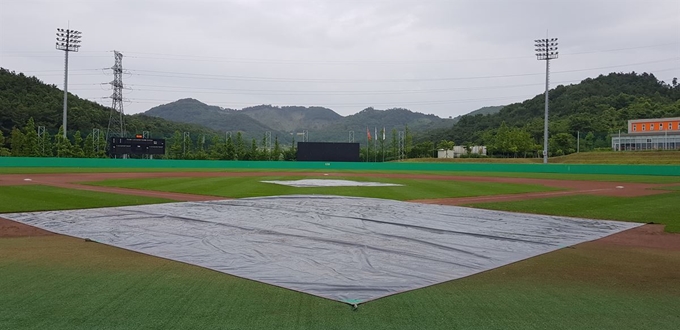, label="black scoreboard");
[296,142,360,162]
[108,137,166,156]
